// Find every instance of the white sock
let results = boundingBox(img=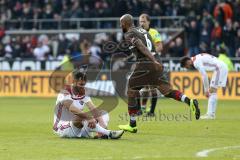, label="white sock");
[130,116,136,121]
[207,93,217,115]
[91,123,111,136]
[81,121,110,136]
[181,94,187,102]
